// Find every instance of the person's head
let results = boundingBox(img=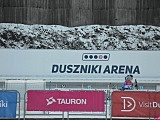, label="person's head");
[125,75,133,81]
[130,75,133,81]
